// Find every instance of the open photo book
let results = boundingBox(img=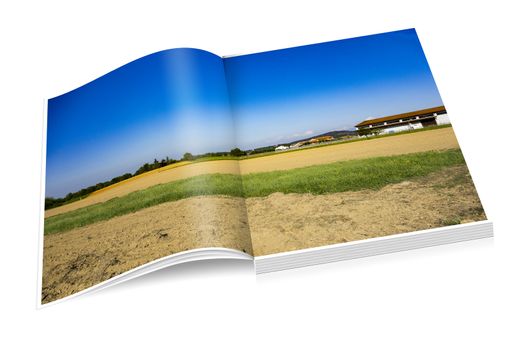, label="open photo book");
[40,28,493,305]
